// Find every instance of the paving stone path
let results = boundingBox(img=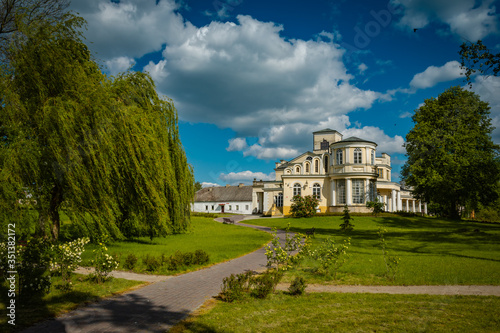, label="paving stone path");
[22,215,281,333]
